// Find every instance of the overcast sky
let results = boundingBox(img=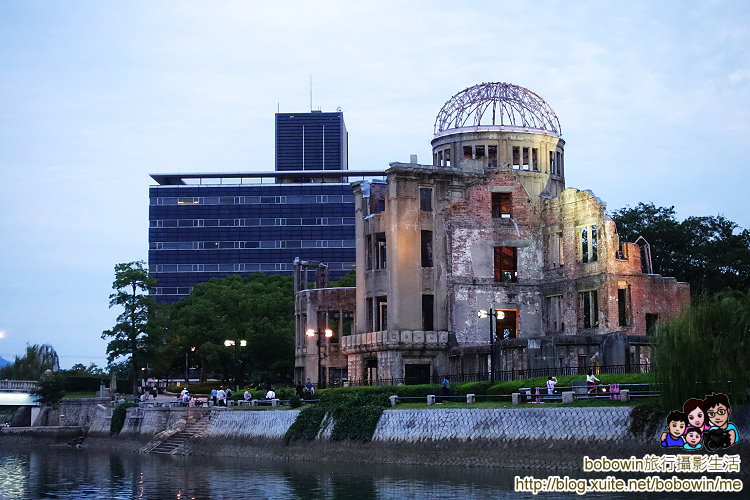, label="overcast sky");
[1,0,748,368]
